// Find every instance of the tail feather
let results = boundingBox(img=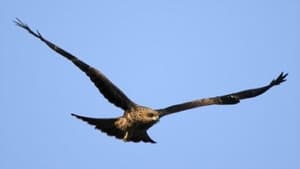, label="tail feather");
[71,113,157,143]
[71,113,125,139]
[131,132,156,143]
